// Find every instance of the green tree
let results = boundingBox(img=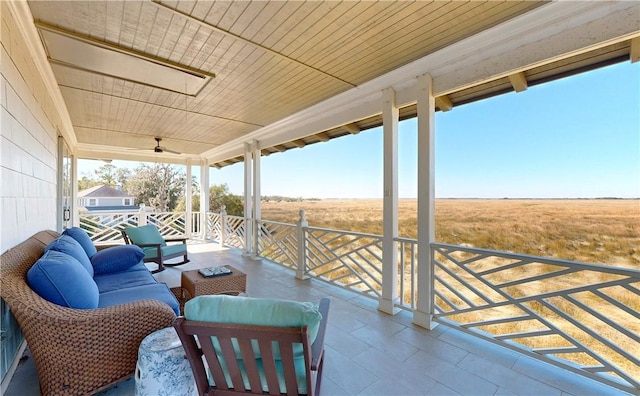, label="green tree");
[94,164,118,186]
[114,167,132,190]
[174,176,200,212]
[78,175,100,191]
[209,184,243,216]
[126,163,186,211]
